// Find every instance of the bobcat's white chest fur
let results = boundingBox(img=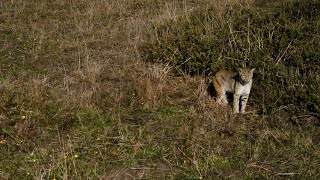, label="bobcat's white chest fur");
[213,68,255,113]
